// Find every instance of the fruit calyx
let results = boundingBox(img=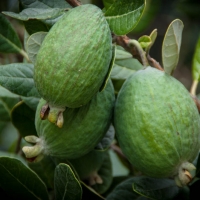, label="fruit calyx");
[40,101,66,128]
[87,170,103,186]
[22,135,44,162]
[174,162,196,187]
